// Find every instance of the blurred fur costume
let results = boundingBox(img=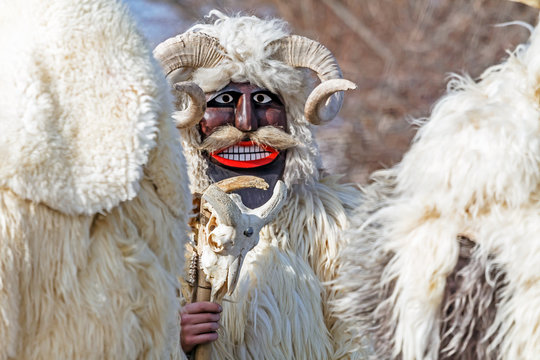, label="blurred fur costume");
[0,0,191,358]
[333,17,540,360]
[156,11,363,360]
